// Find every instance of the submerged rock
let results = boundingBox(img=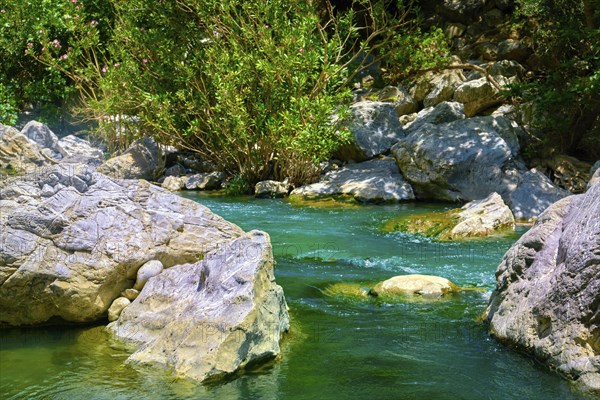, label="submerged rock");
[486,183,600,394]
[383,192,515,240]
[290,158,415,204]
[0,163,243,326]
[107,230,289,382]
[370,274,459,299]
